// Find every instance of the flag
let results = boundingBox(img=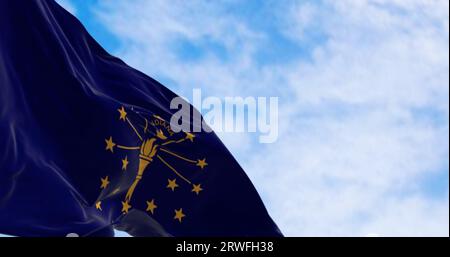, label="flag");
[0,0,282,237]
